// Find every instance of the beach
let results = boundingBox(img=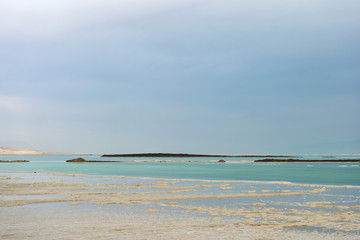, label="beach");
[1,170,360,239]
